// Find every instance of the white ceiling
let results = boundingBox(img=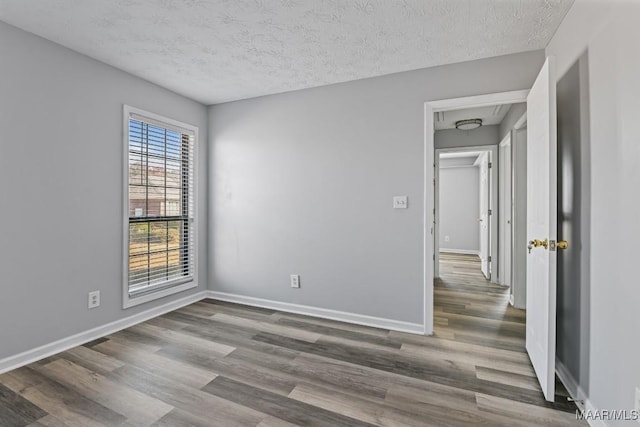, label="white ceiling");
[440,150,487,167]
[434,103,519,130]
[440,151,484,160]
[0,0,573,105]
